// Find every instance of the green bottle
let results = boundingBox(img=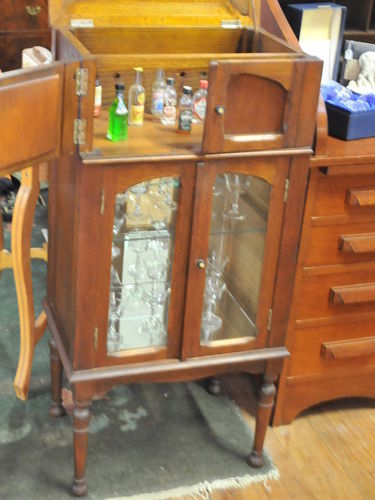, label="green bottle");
[107,82,128,141]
